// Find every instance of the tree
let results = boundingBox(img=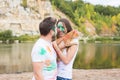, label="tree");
[116,14,120,36]
[0,30,13,41]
